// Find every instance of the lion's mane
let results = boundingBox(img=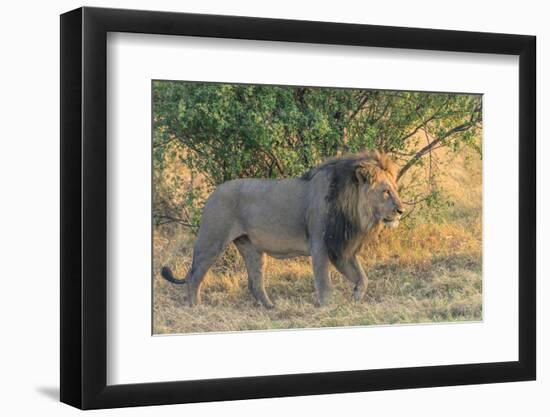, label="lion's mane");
[302,152,398,264]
